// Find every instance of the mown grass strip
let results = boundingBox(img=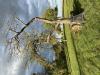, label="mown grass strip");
[63,0,80,75]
